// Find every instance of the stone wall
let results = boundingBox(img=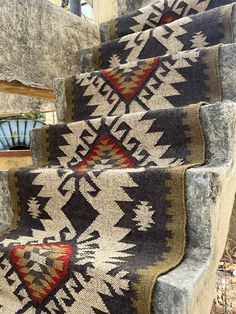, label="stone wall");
[0,0,100,90]
[228,199,236,242]
[93,0,156,24]
[0,152,32,171]
[93,0,118,23]
[117,0,156,15]
[49,0,62,6]
[0,93,55,116]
